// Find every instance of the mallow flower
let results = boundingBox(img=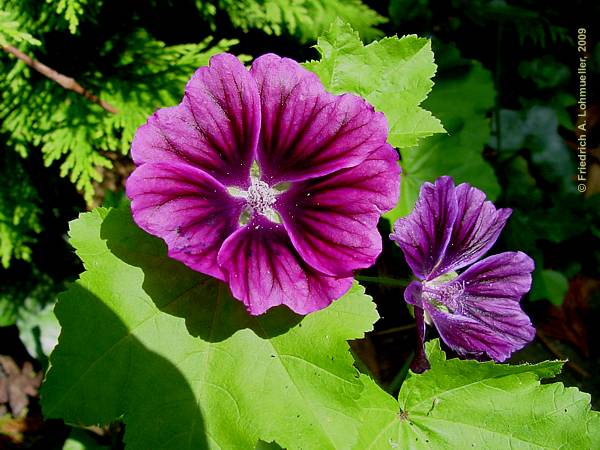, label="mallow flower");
[126,53,400,315]
[390,176,535,371]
